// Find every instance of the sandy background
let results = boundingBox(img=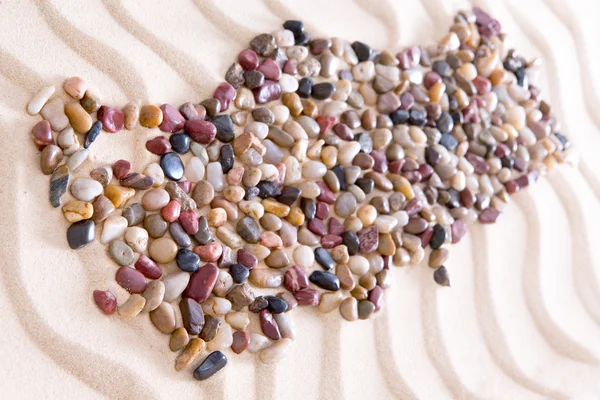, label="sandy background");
[2,0,600,398]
